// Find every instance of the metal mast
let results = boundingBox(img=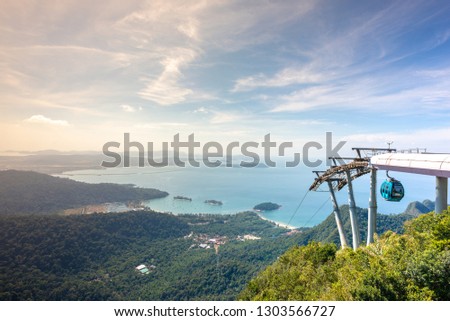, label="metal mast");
[327,180,348,249]
[345,170,360,249]
[309,147,393,250]
[312,171,348,249]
